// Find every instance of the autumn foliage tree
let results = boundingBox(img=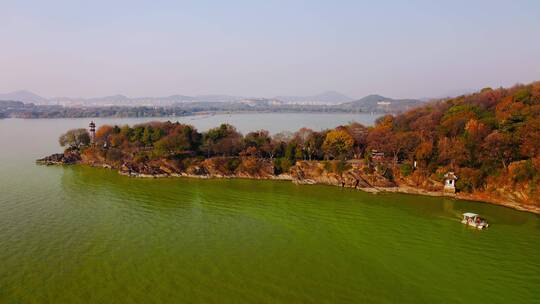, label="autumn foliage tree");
[322,129,354,160]
[202,124,243,157]
[59,129,91,149]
